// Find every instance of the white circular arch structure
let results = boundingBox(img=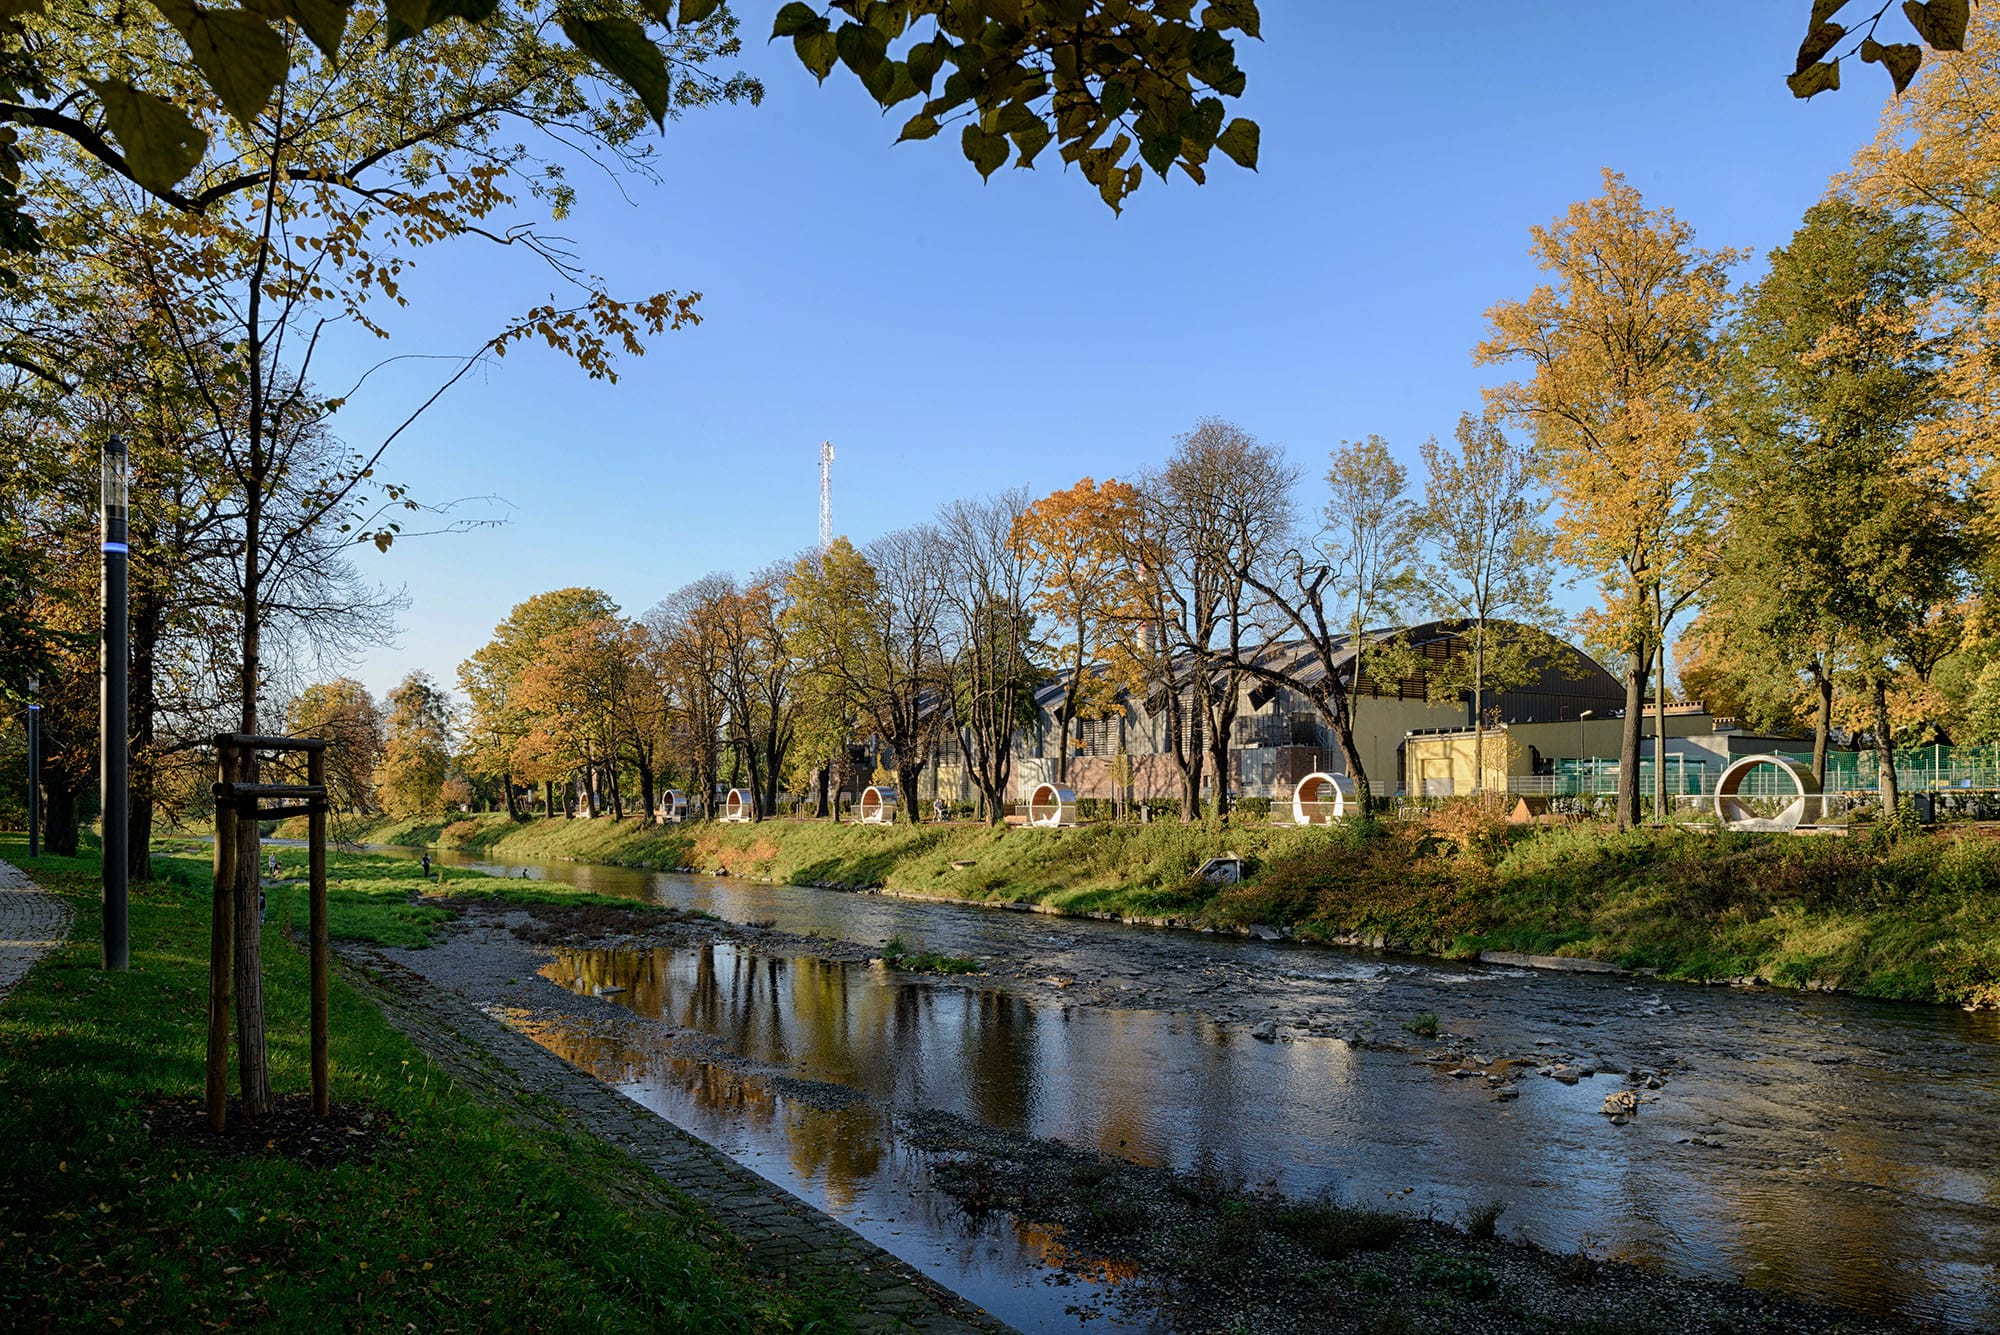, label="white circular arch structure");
[1713,754,1821,831]
[658,789,688,822]
[1291,772,1356,825]
[721,787,756,823]
[858,786,897,824]
[1026,783,1077,828]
